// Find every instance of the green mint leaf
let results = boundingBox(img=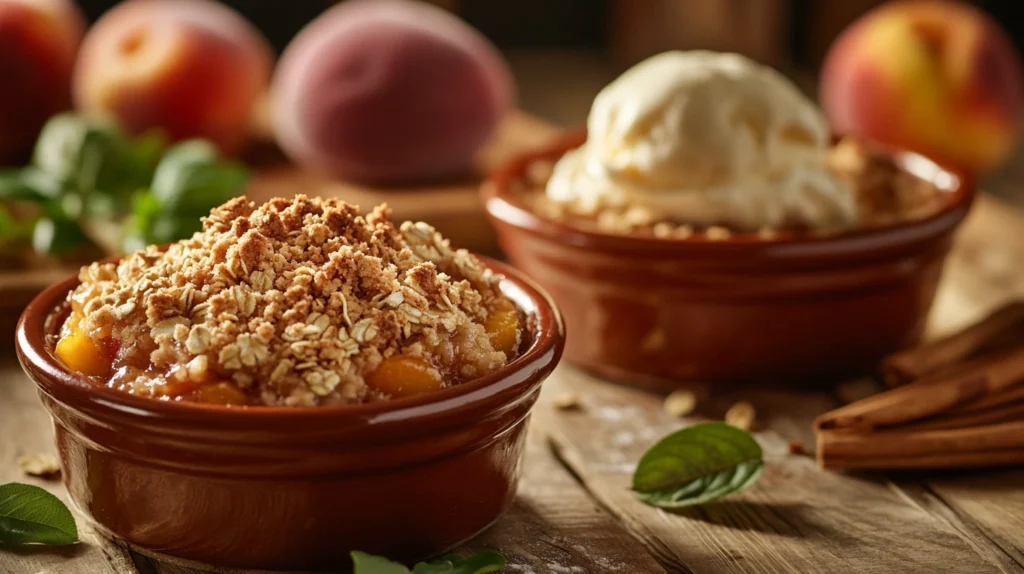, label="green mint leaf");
[632,421,764,509]
[130,129,168,171]
[0,170,40,201]
[0,204,16,243]
[32,113,95,181]
[0,483,78,546]
[351,551,505,574]
[412,551,505,574]
[0,168,65,202]
[32,217,92,255]
[151,140,248,213]
[351,551,411,574]
[0,205,37,245]
[31,113,156,212]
